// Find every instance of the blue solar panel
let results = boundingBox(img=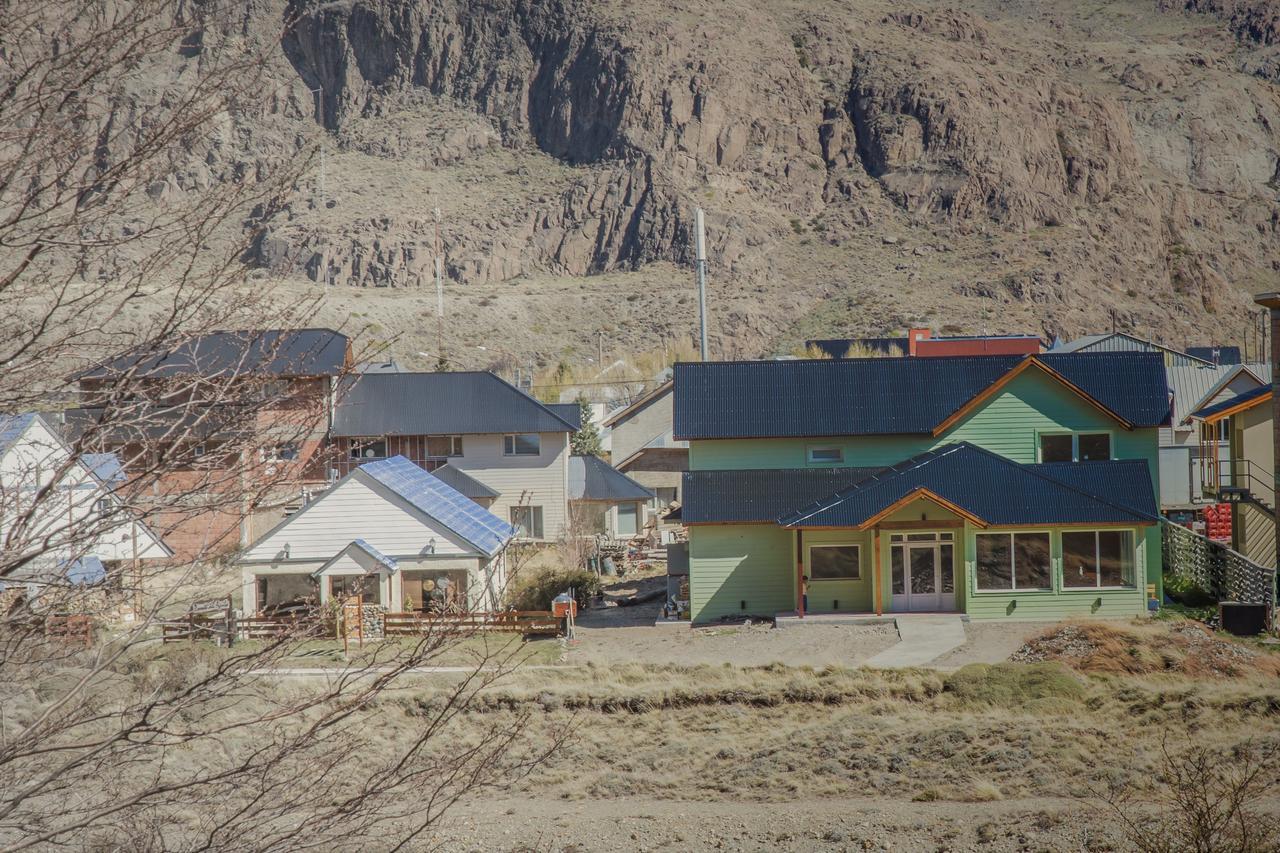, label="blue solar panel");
[359,456,518,556]
[350,538,398,571]
[82,452,127,485]
[62,555,107,585]
[0,413,36,457]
